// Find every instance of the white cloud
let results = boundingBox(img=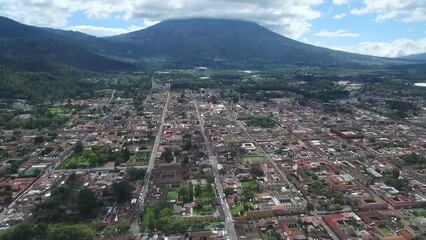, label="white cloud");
[332,0,349,5]
[315,29,360,37]
[65,24,157,37]
[124,0,326,39]
[0,0,84,28]
[351,0,426,23]
[0,0,325,39]
[334,13,346,19]
[312,38,426,57]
